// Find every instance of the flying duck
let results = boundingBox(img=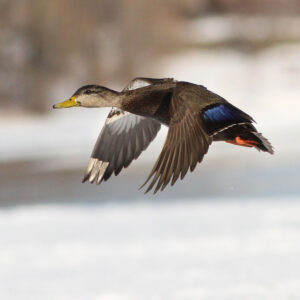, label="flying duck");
[53,77,273,193]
